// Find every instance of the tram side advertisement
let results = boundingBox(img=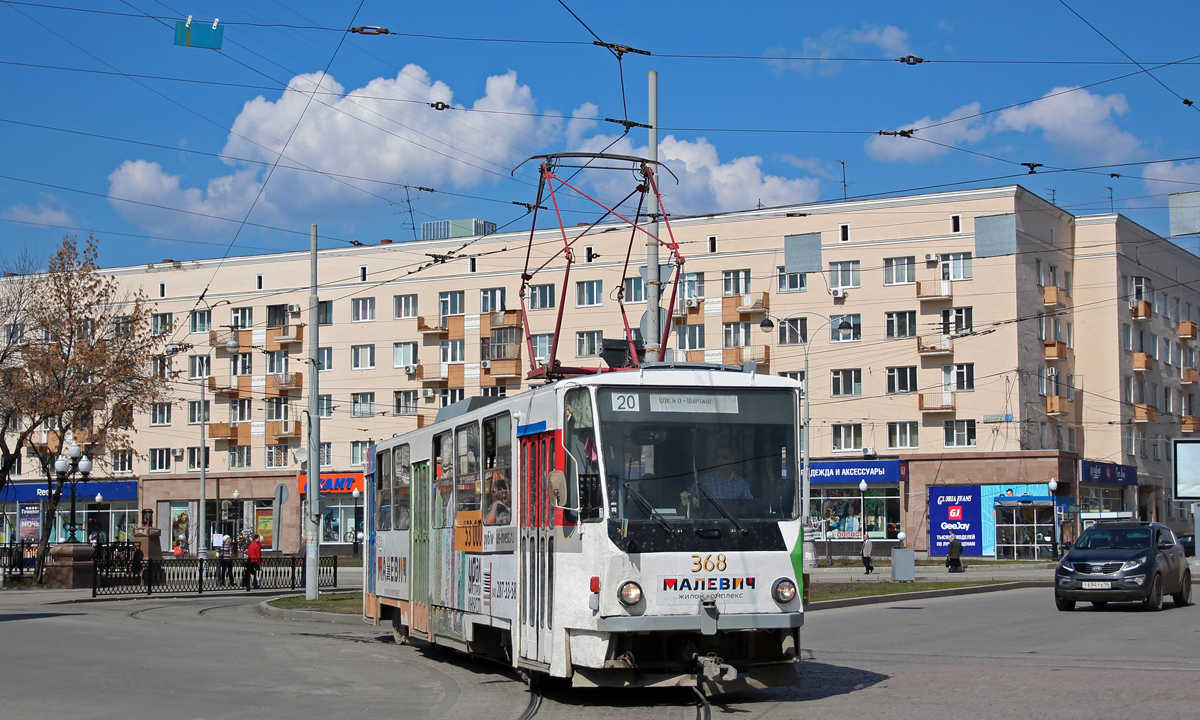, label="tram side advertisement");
[927,486,982,556]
